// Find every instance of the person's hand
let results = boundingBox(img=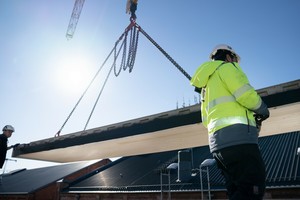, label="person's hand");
[194,87,201,94]
[7,143,20,150]
[12,143,20,148]
[254,114,269,131]
[254,113,269,122]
